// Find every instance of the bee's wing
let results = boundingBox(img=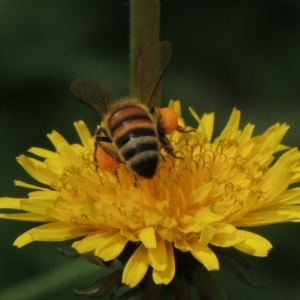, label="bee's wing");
[70,79,119,115]
[137,41,172,107]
